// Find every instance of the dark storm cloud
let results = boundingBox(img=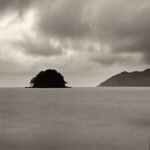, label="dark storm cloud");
[91,52,143,66]
[38,0,91,39]
[1,0,150,64]
[16,36,63,57]
[36,0,150,64]
[0,0,31,16]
